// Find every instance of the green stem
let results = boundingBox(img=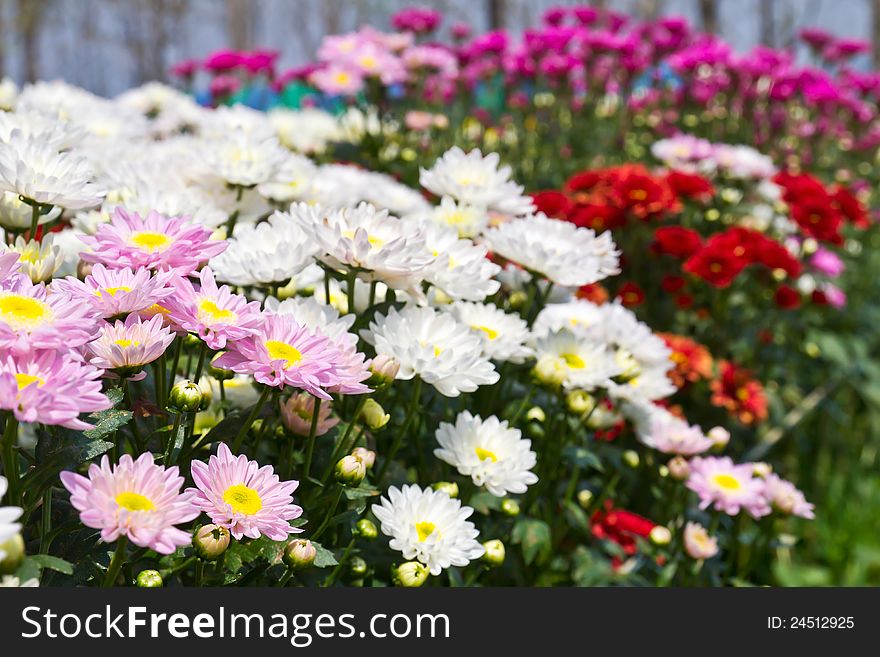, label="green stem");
[103,536,129,587]
[39,489,52,554]
[192,341,208,384]
[164,412,184,465]
[321,396,369,485]
[301,397,323,481]
[277,570,293,587]
[168,339,183,393]
[232,386,272,453]
[29,202,40,238]
[1,414,20,506]
[322,537,356,587]
[311,487,344,541]
[377,377,422,482]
